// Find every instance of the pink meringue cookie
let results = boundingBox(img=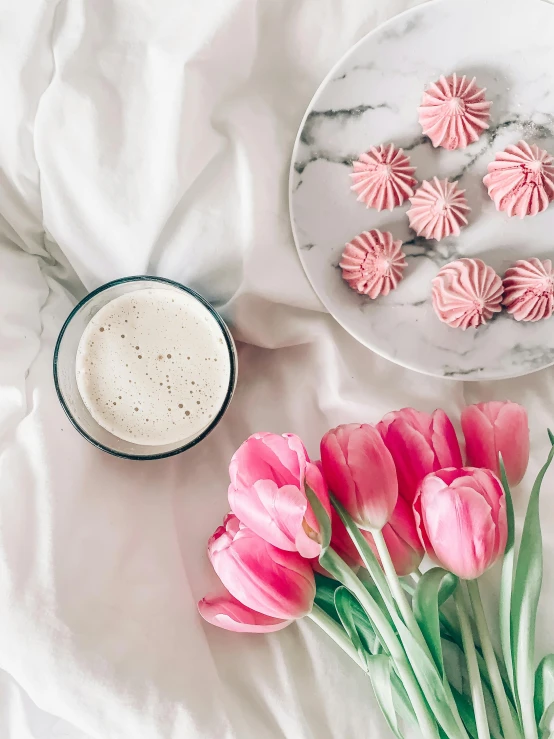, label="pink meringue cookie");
[432,258,503,329]
[407,177,470,241]
[350,144,417,211]
[418,73,491,150]
[340,230,407,298]
[502,258,554,322]
[483,141,554,218]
